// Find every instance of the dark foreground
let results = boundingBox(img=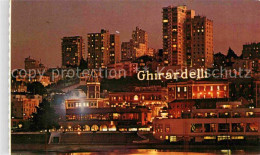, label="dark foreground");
[11,146,260,155]
[11,132,260,154]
